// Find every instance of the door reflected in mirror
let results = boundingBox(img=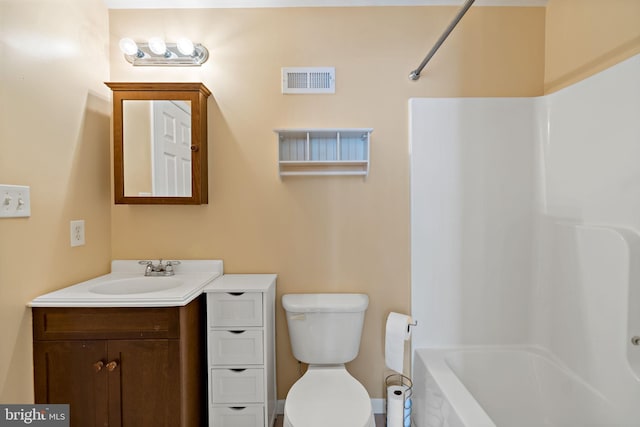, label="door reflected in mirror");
[123,100,193,197]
